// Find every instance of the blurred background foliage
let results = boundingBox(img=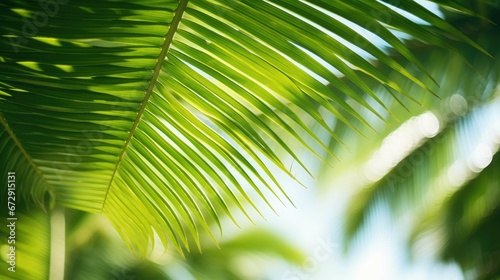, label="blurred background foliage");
[338,1,500,279]
[1,0,499,279]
